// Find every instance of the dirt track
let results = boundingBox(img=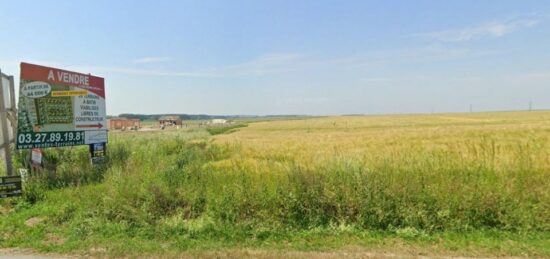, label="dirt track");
[0,248,72,259]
